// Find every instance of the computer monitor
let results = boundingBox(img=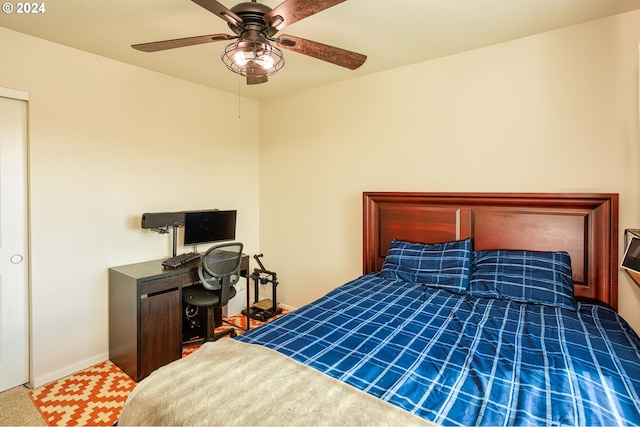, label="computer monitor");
[183,210,237,246]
